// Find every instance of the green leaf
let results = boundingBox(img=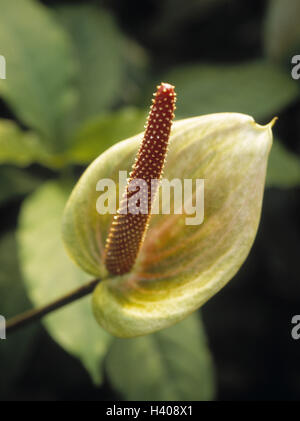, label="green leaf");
[0,0,77,149]
[163,60,298,120]
[18,181,112,384]
[0,118,65,169]
[0,119,49,166]
[264,0,300,62]
[266,139,300,188]
[0,108,146,168]
[0,232,38,396]
[106,313,215,401]
[0,166,42,205]
[67,108,147,164]
[57,4,124,125]
[119,37,150,104]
